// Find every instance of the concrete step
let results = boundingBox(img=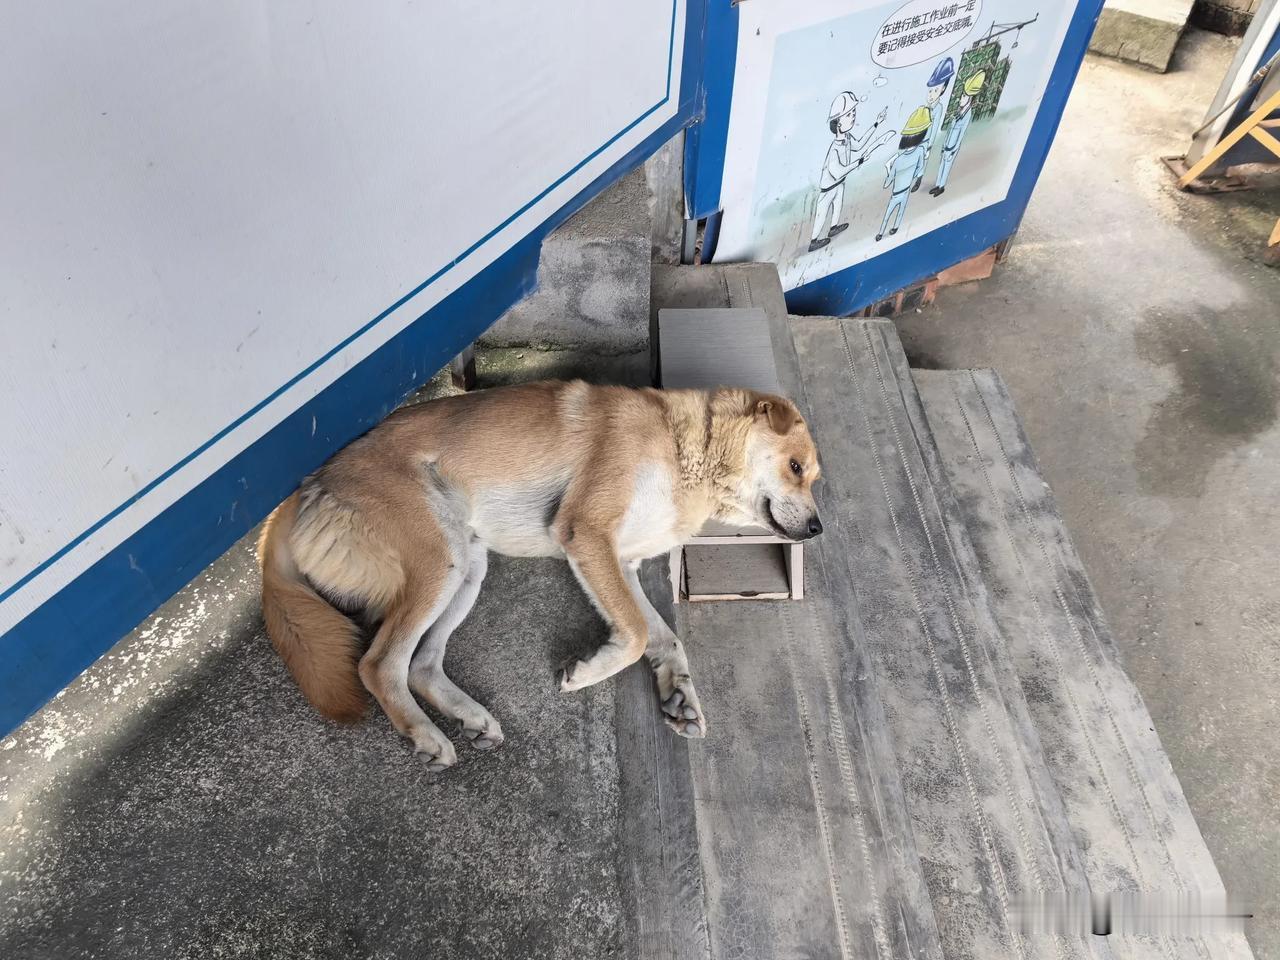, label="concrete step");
[480,137,682,353]
[1088,0,1194,72]
[916,369,1254,959]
